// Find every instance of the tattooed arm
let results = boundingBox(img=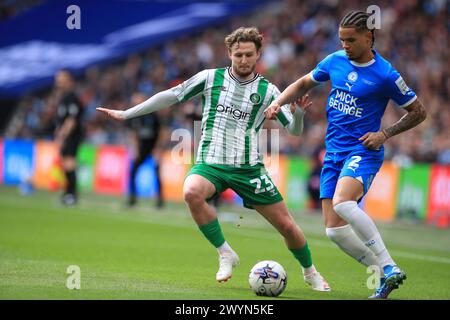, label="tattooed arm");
[359,99,427,150]
[383,99,427,138]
